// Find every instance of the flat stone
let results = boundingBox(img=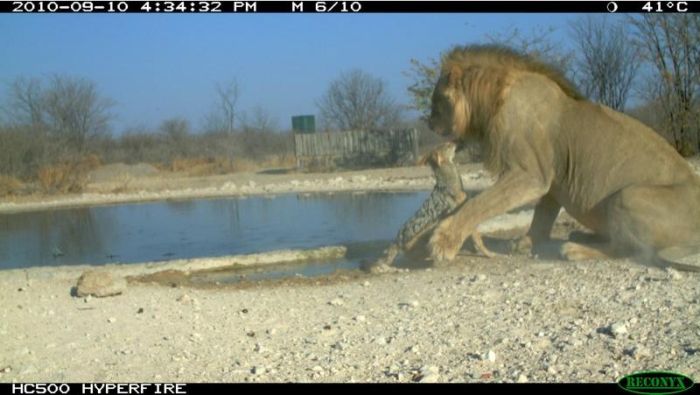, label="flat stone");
[75,270,126,298]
